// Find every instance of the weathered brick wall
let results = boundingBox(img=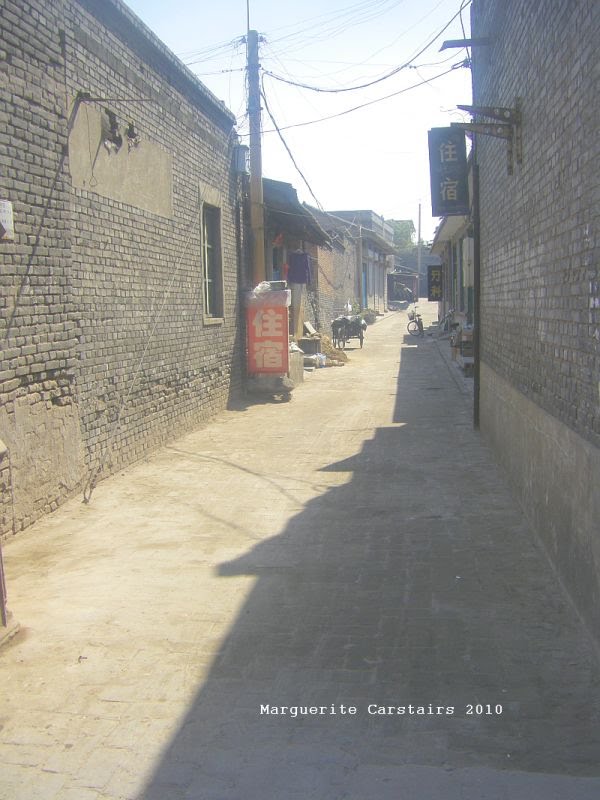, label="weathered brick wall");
[0,445,13,534]
[471,0,599,449]
[307,237,359,334]
[0,0,83,533]
[471,0,600,636]
[1,0,246,534]
[66,0,244,487]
